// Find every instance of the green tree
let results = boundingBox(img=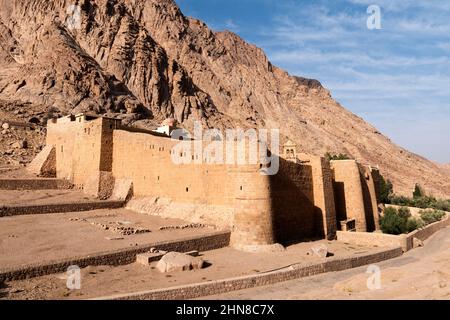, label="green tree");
[379,174,393,204]
[413,183,424,199]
